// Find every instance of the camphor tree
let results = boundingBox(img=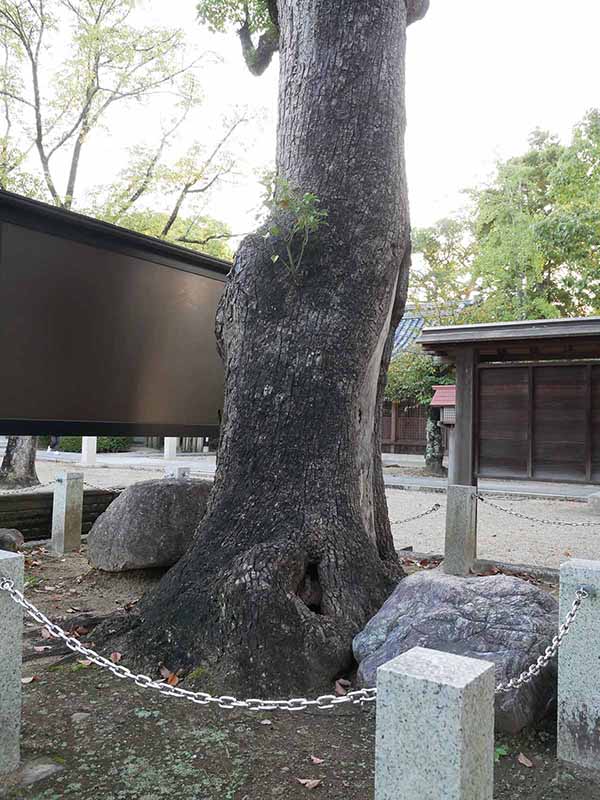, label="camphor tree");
[0,0,245,484]
[110,0,431,695]
[0,436,39,488]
